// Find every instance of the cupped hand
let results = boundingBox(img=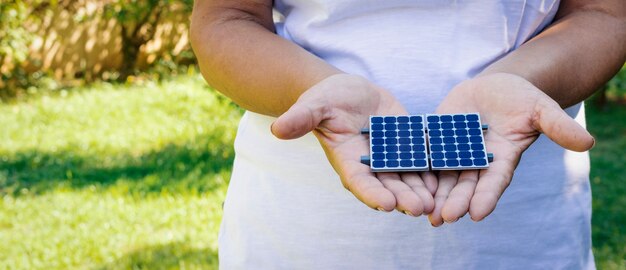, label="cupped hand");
[271,74,436,216]
[428,73,594,226]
